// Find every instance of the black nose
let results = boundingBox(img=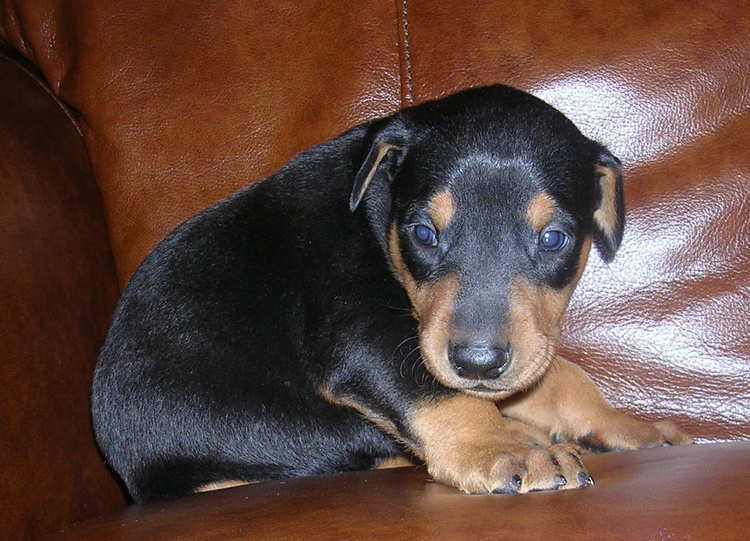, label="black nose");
[450,341,511,380]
